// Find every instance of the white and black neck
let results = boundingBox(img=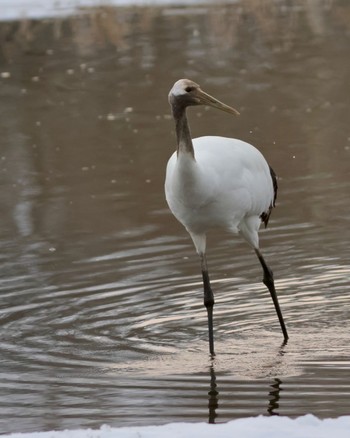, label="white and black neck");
[171,102,195,159]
